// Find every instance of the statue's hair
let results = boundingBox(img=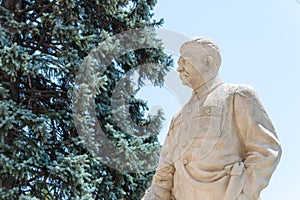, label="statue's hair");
[180,36,222,69]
